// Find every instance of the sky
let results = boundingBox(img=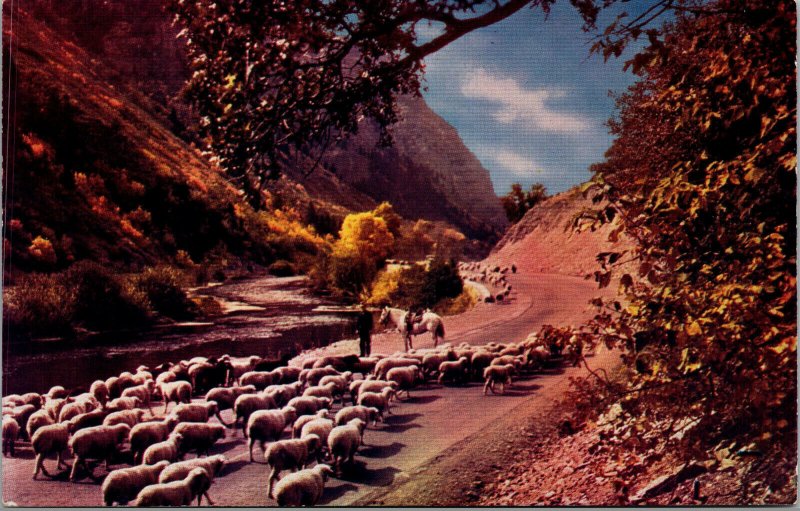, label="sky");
[416,1,643,196]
